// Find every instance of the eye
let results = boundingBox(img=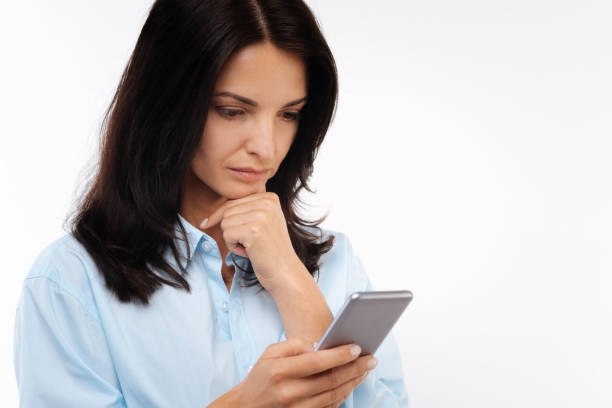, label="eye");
[281,111,302,122]
[216,107,245,120]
